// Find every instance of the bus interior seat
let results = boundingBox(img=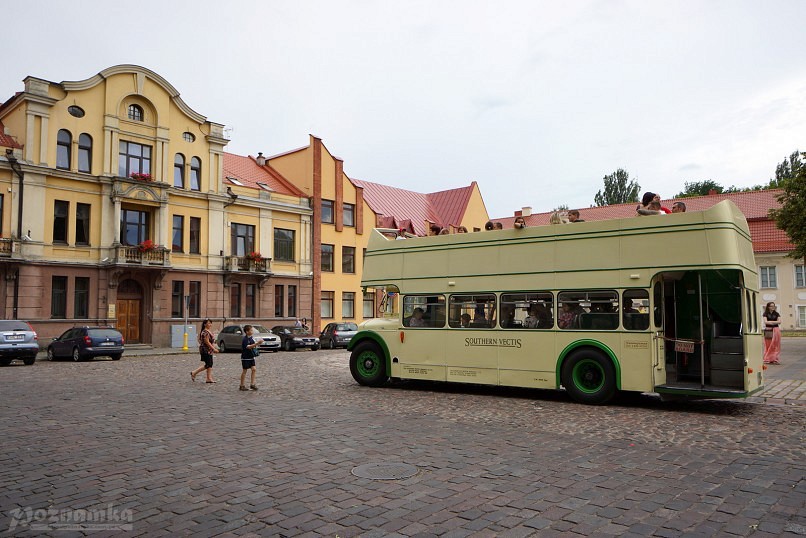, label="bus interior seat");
[579,313,619,330]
